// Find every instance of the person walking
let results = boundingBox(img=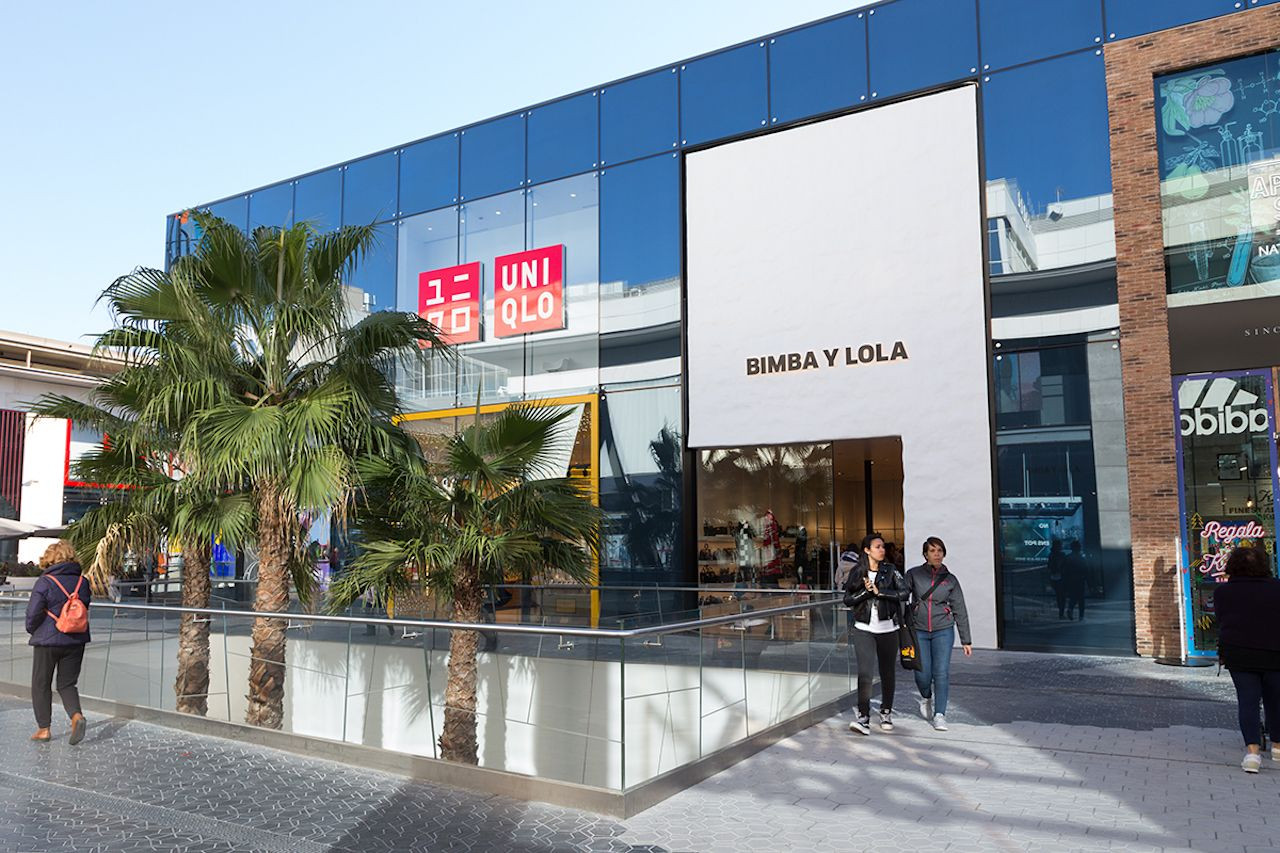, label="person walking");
[25,541,91,745]
[844,532,909,735]
[1062,540,1088,621]
[1213,545,1280,773]
[905,537,972,732]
